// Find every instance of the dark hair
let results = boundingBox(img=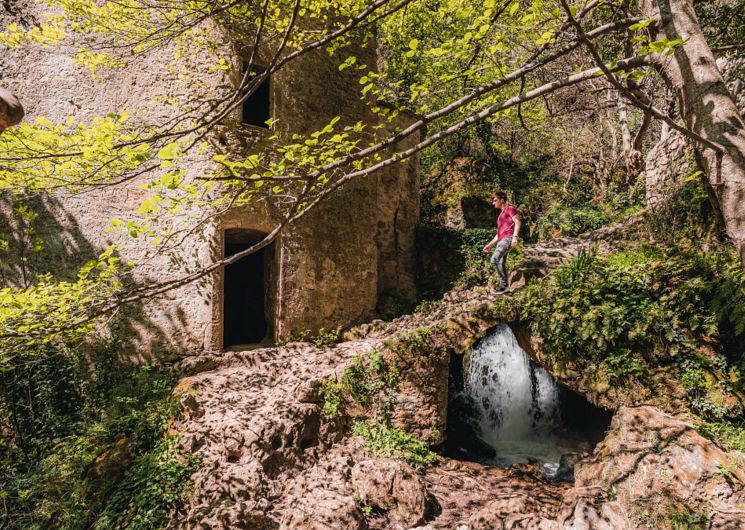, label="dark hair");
[493,191,508,201]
